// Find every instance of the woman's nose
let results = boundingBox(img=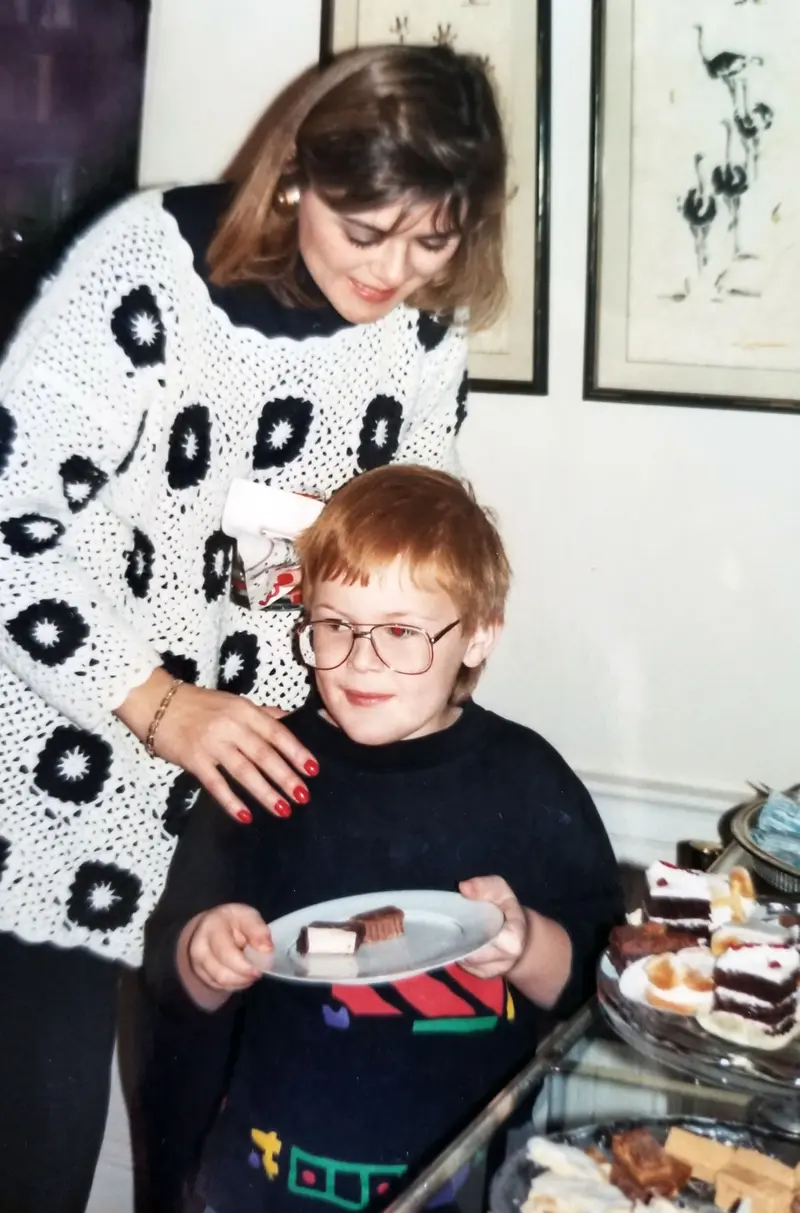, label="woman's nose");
[373,240,409,287]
